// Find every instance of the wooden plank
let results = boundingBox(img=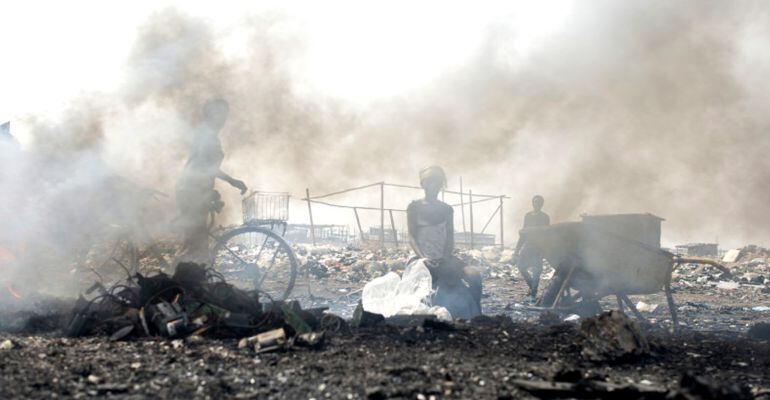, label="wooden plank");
[353,208,365,242]
[499,196,504,249]
[380,182,385,247]
[469,190,474,249]
[389,209,399,247]
[305,188,316,246]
